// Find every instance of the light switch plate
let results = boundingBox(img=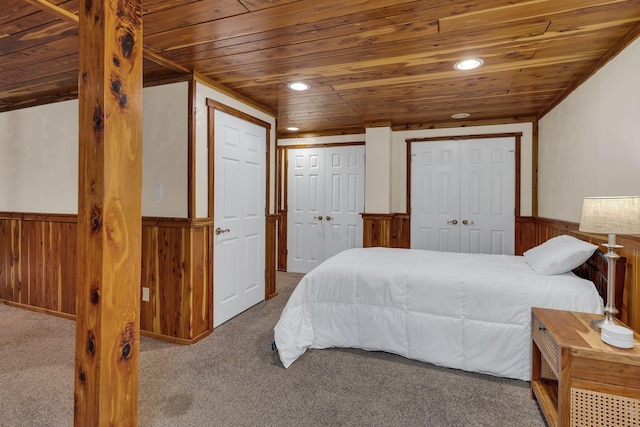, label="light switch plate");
[142,287,150,302]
